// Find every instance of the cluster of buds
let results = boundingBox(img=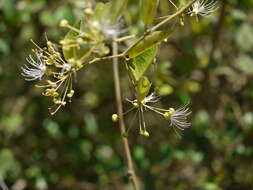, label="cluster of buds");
[22,1,127,114]
[59,18,110,58]
[58,0,125,59]
[22,40,78,115]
